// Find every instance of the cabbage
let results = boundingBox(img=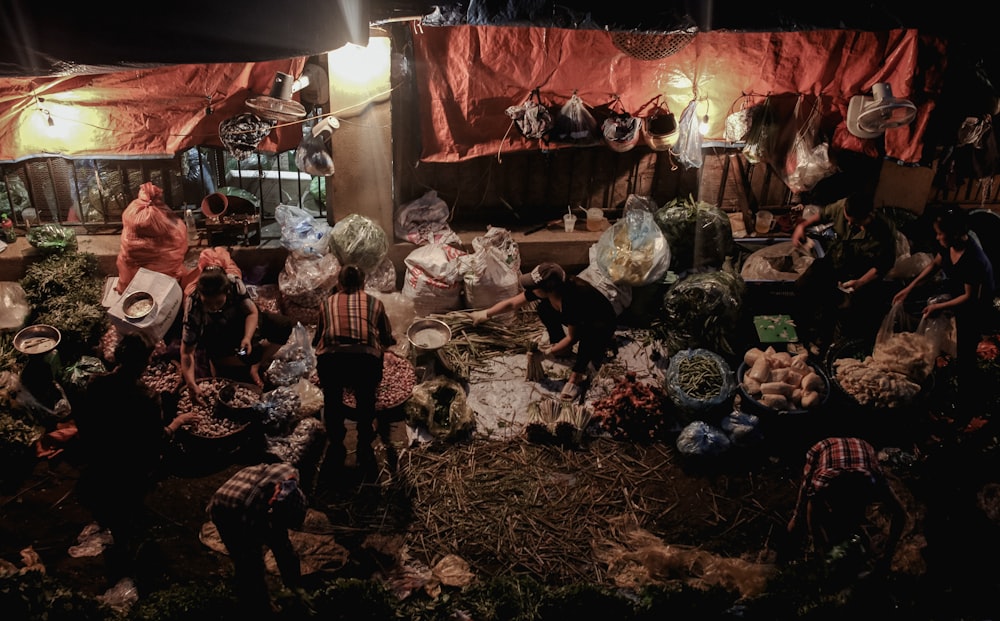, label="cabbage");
[330,213,388,273]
